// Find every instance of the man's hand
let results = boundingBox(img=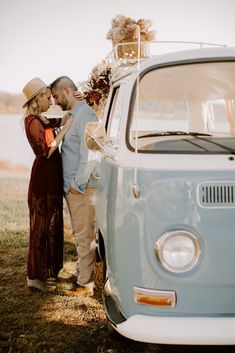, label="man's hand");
[69,187,81,194]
